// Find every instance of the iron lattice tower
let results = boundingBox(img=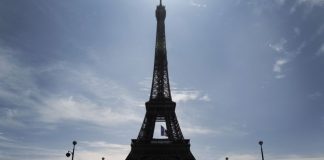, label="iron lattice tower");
[126,1,196,160]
